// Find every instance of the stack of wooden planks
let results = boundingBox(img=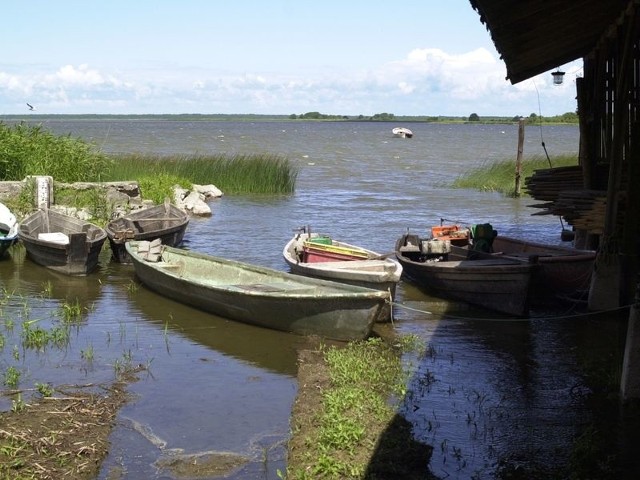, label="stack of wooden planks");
[525,165,609,234]
[524,165,584,201]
